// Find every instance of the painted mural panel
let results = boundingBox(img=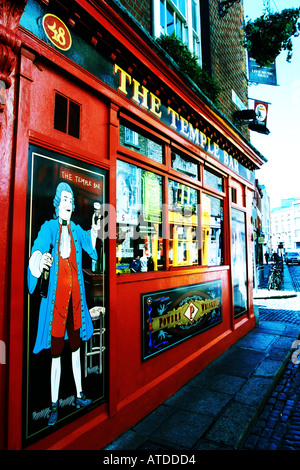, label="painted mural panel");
[142,281,222,360]
[23,145,107,444]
